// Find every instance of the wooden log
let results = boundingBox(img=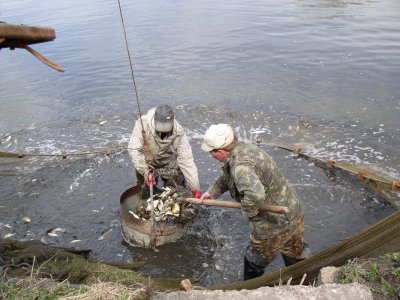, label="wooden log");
[0,23,55,44]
